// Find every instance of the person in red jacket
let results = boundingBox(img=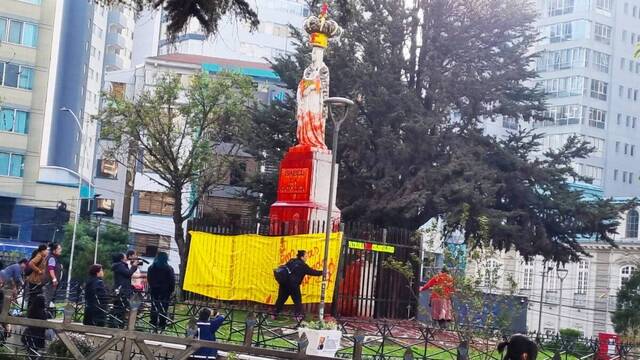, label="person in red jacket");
[420,266,454,329]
